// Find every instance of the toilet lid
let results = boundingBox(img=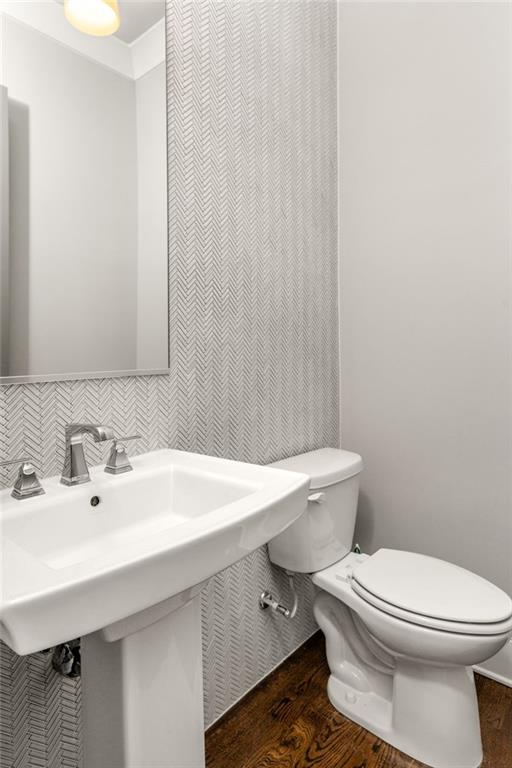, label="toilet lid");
[352,549,512,625]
